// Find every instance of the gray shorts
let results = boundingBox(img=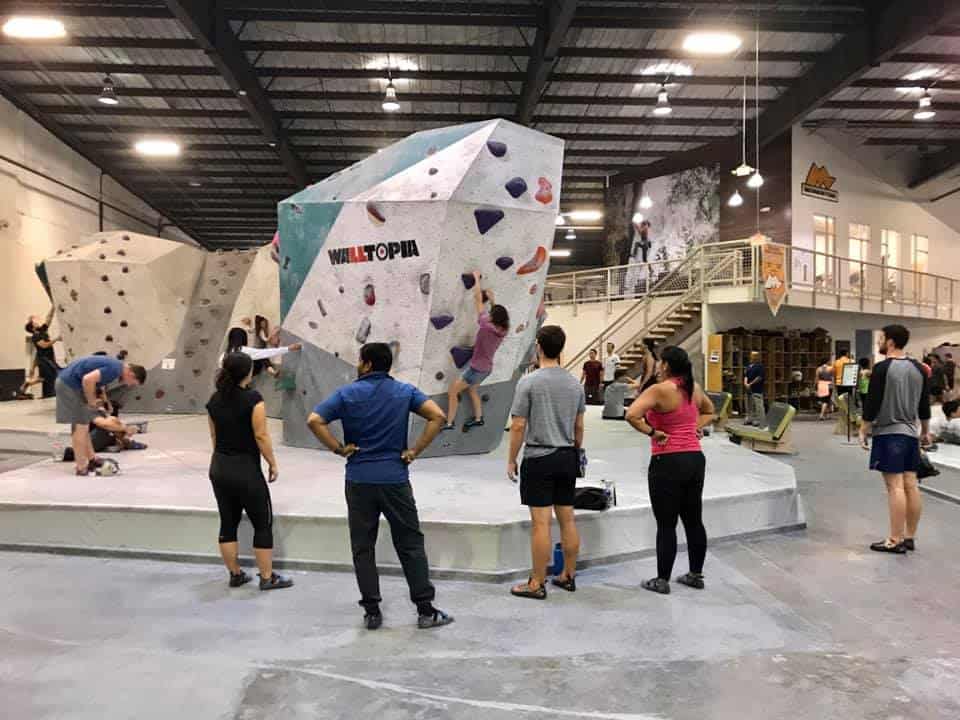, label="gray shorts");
[55,377,96,426]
